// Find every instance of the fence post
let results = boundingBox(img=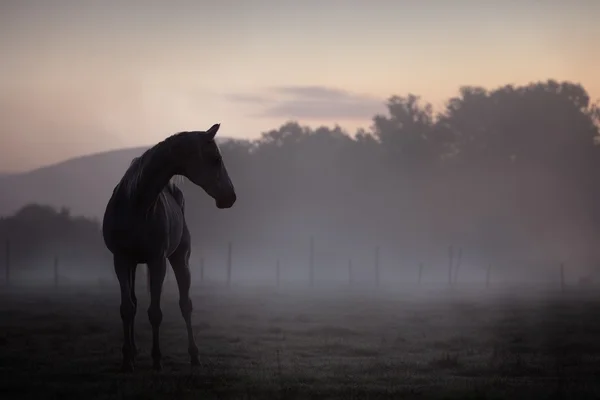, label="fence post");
[200,257,204,283]
[453,248,462,286]
[418,263,424,286]
[374,246,380,288]
[447,246,454,287]
[348,259,353,285]
[486,265,491,289]
[309,236,314,288]
[276,259,280,287]
[560,263,565,292]
[227,242,232,287]
[5,239,9,287]
[53,255,59,288]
